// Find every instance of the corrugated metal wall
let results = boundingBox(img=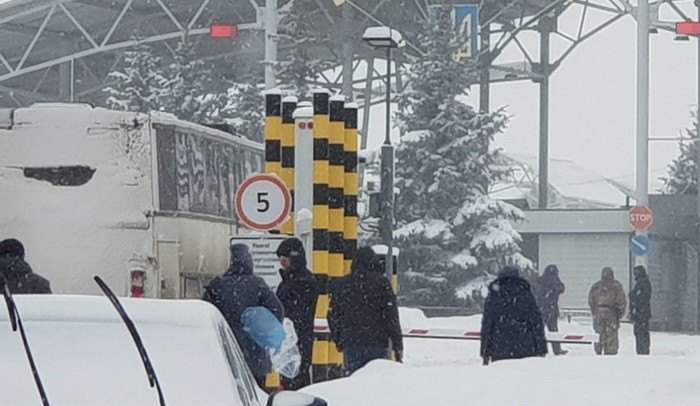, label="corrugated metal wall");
[648,238,699,332]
